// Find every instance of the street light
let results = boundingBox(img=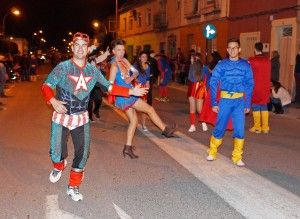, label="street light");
[93,21,99,29]
[2,7,21,36]
[92,20,107,34]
